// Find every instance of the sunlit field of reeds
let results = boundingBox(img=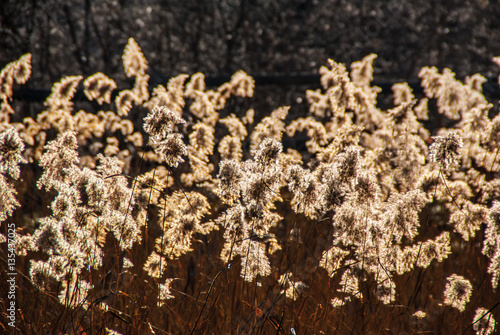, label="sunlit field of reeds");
[1,38,500,334]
